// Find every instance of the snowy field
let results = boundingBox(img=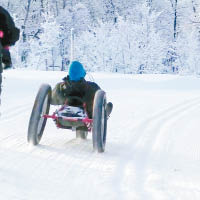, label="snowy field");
[1,69,200,200]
